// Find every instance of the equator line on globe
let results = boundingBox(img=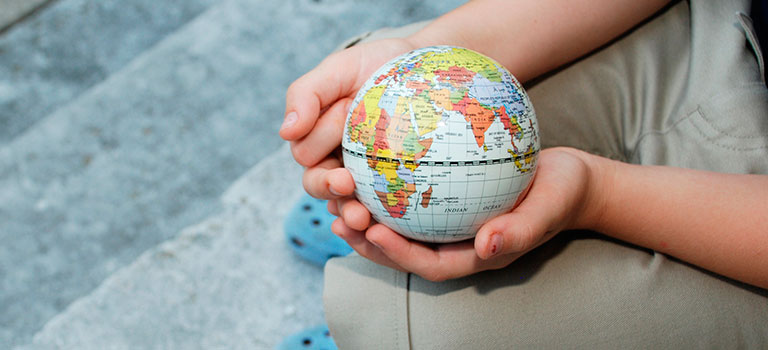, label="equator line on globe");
[342,46,539,243]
